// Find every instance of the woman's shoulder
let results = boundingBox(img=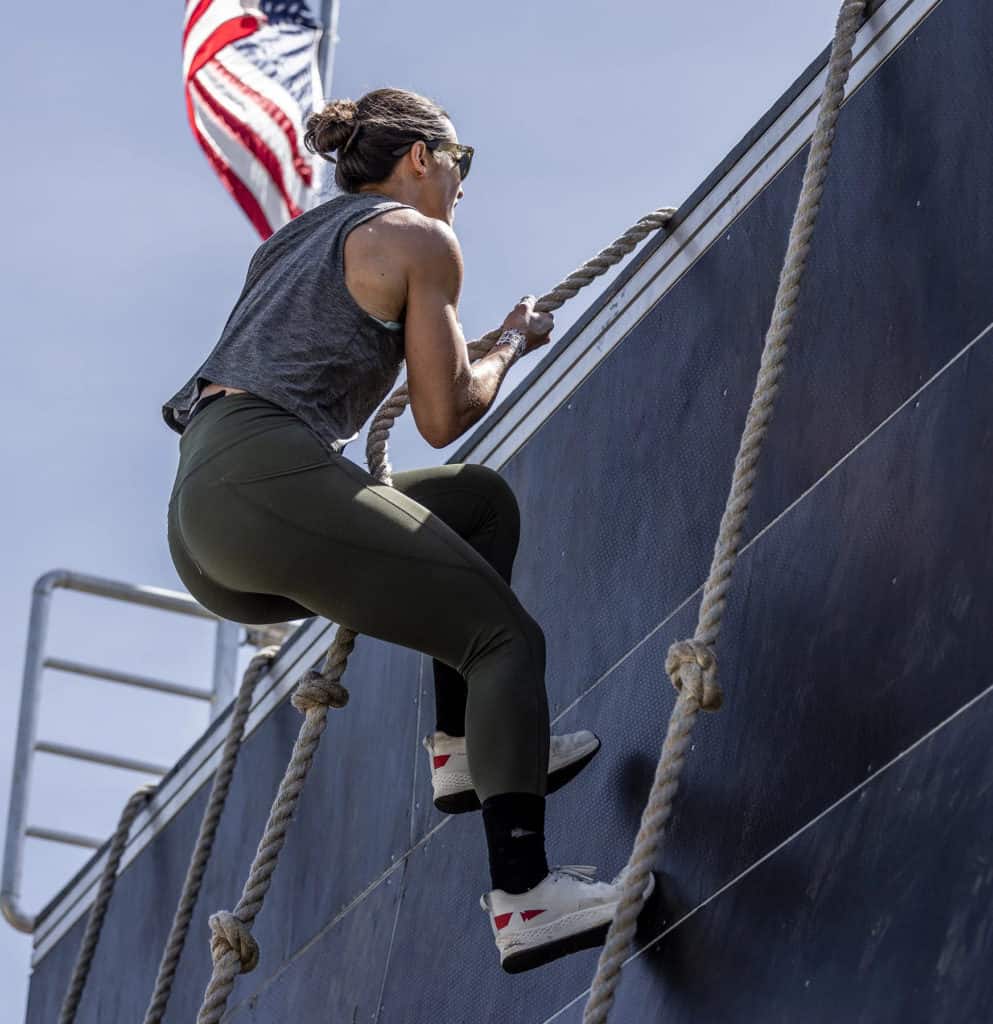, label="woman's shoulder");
[354,201,452,255]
